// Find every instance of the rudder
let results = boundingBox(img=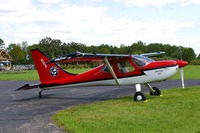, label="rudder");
[31,49,73,83]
